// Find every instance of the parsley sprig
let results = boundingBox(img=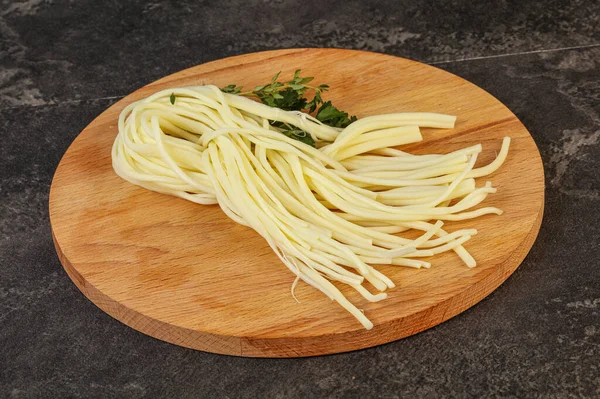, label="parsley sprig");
[221,70,356,146]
